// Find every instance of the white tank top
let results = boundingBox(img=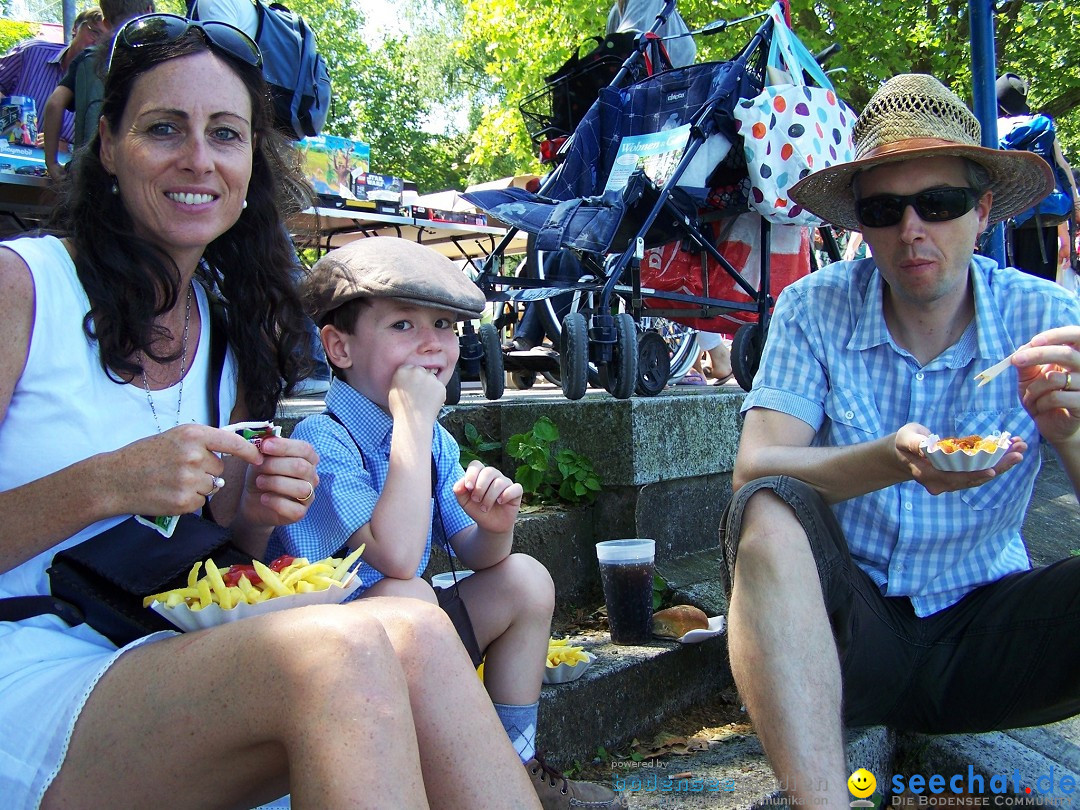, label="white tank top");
[0,235,238,599]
